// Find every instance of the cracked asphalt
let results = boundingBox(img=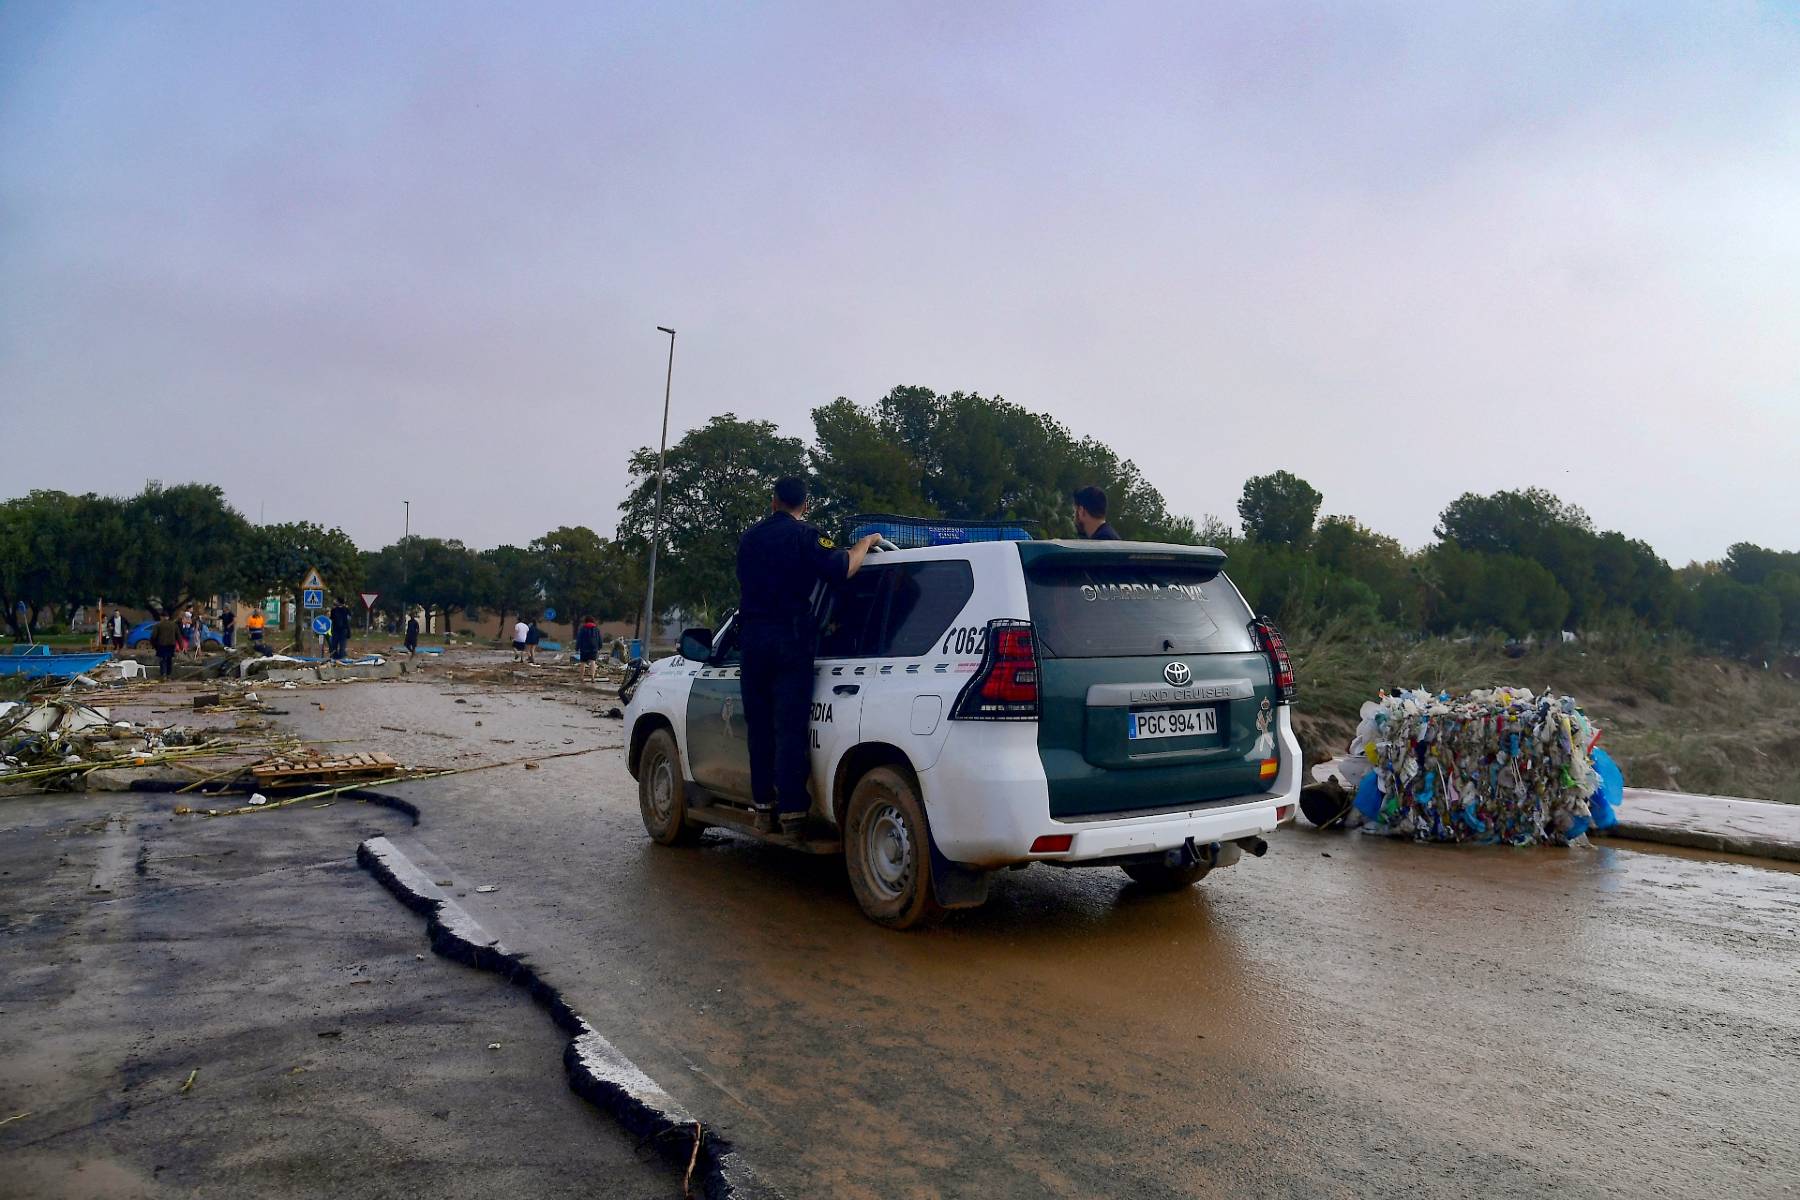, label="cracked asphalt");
[5,666,1798,1199]
[0,783,674,1200]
